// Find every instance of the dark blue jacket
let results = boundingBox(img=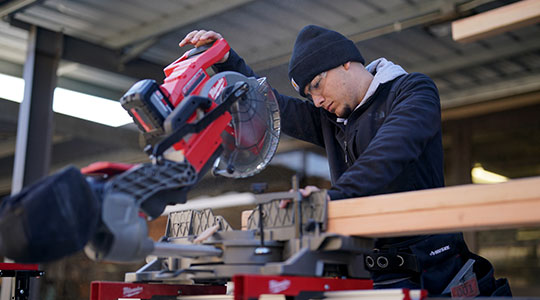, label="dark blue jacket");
[217,50,445,200]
